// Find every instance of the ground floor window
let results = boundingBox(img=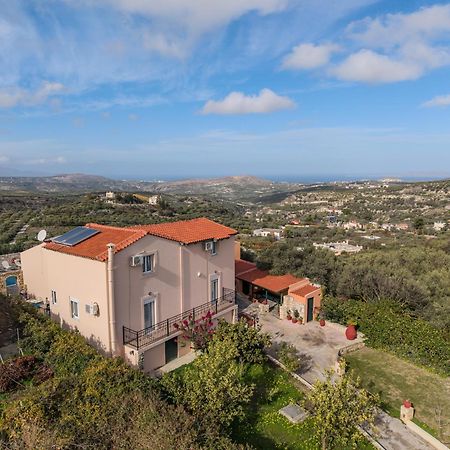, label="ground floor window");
[70,298,79,319]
